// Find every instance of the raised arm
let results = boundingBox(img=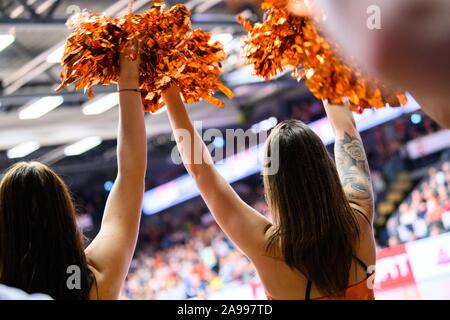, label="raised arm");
[85,48,147,299]
[324,101,374,223]
[161,86,271,259]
